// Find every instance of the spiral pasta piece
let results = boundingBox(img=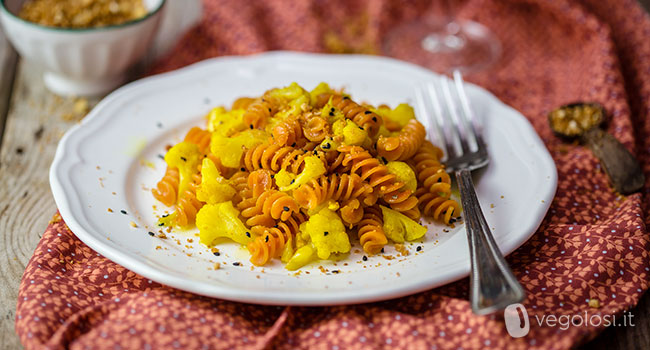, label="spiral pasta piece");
[243,98,276,129]
[356,206,388,254]
[174,173,204,227]
[236,173,275,227]
[376,119,426,161]
[323,150,349,173]
[237,195,275,228]
[293,173,374,210]
[339,145,418,213]
[413,141,452,196]
[152,166,180,207]
[232,97,255,110]
[318,94,383,137]
[152,127,212,208]
[243,143,325,174]
[184,126,212,153]
[247,211,307,266]
[230,170,250,206]
[340,199,364,225]
[412,141,460,224]
[272,117,305,147]
[415,188,460,224]
[302,115,330,142]
[240,189,298,222]
[247,227,286,266]
[247,169,274,197]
